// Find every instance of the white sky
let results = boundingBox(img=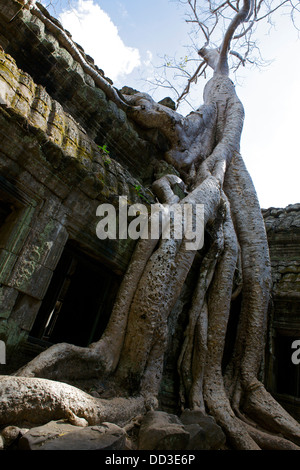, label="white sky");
[59,0,141,81]
[42,0,300,209]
